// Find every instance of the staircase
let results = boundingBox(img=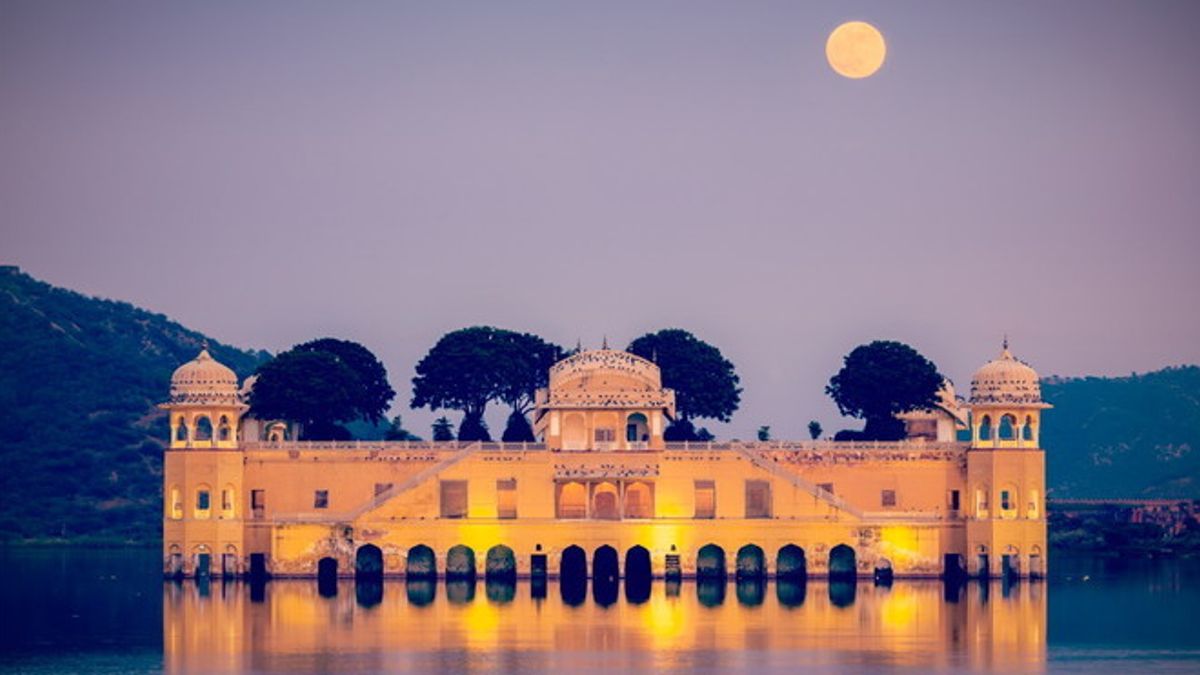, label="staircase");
[340,442,481,521]
[735,445,864,519]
